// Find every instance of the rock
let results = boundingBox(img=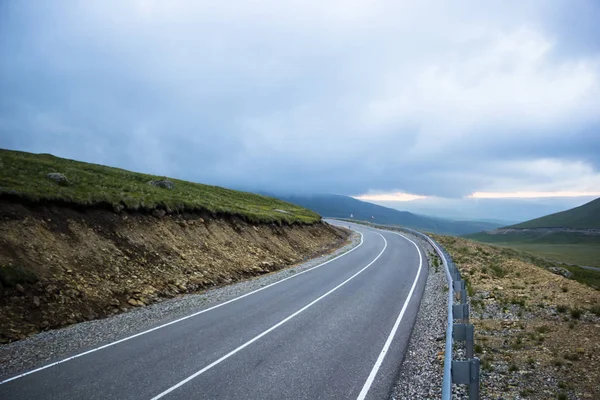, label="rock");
[178,220,188,228]
[46,172,69,185]
[40,320,49,329]
[112,204,124,214]
[576,347,585,354]
[15,284,25,293]
[109,299,120,307]
[151,209,166,218]
[148,179,174,190]
[496,286,504,290]
[128,298,140,306]
[32,296,40,308]
[549,266,573,279]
